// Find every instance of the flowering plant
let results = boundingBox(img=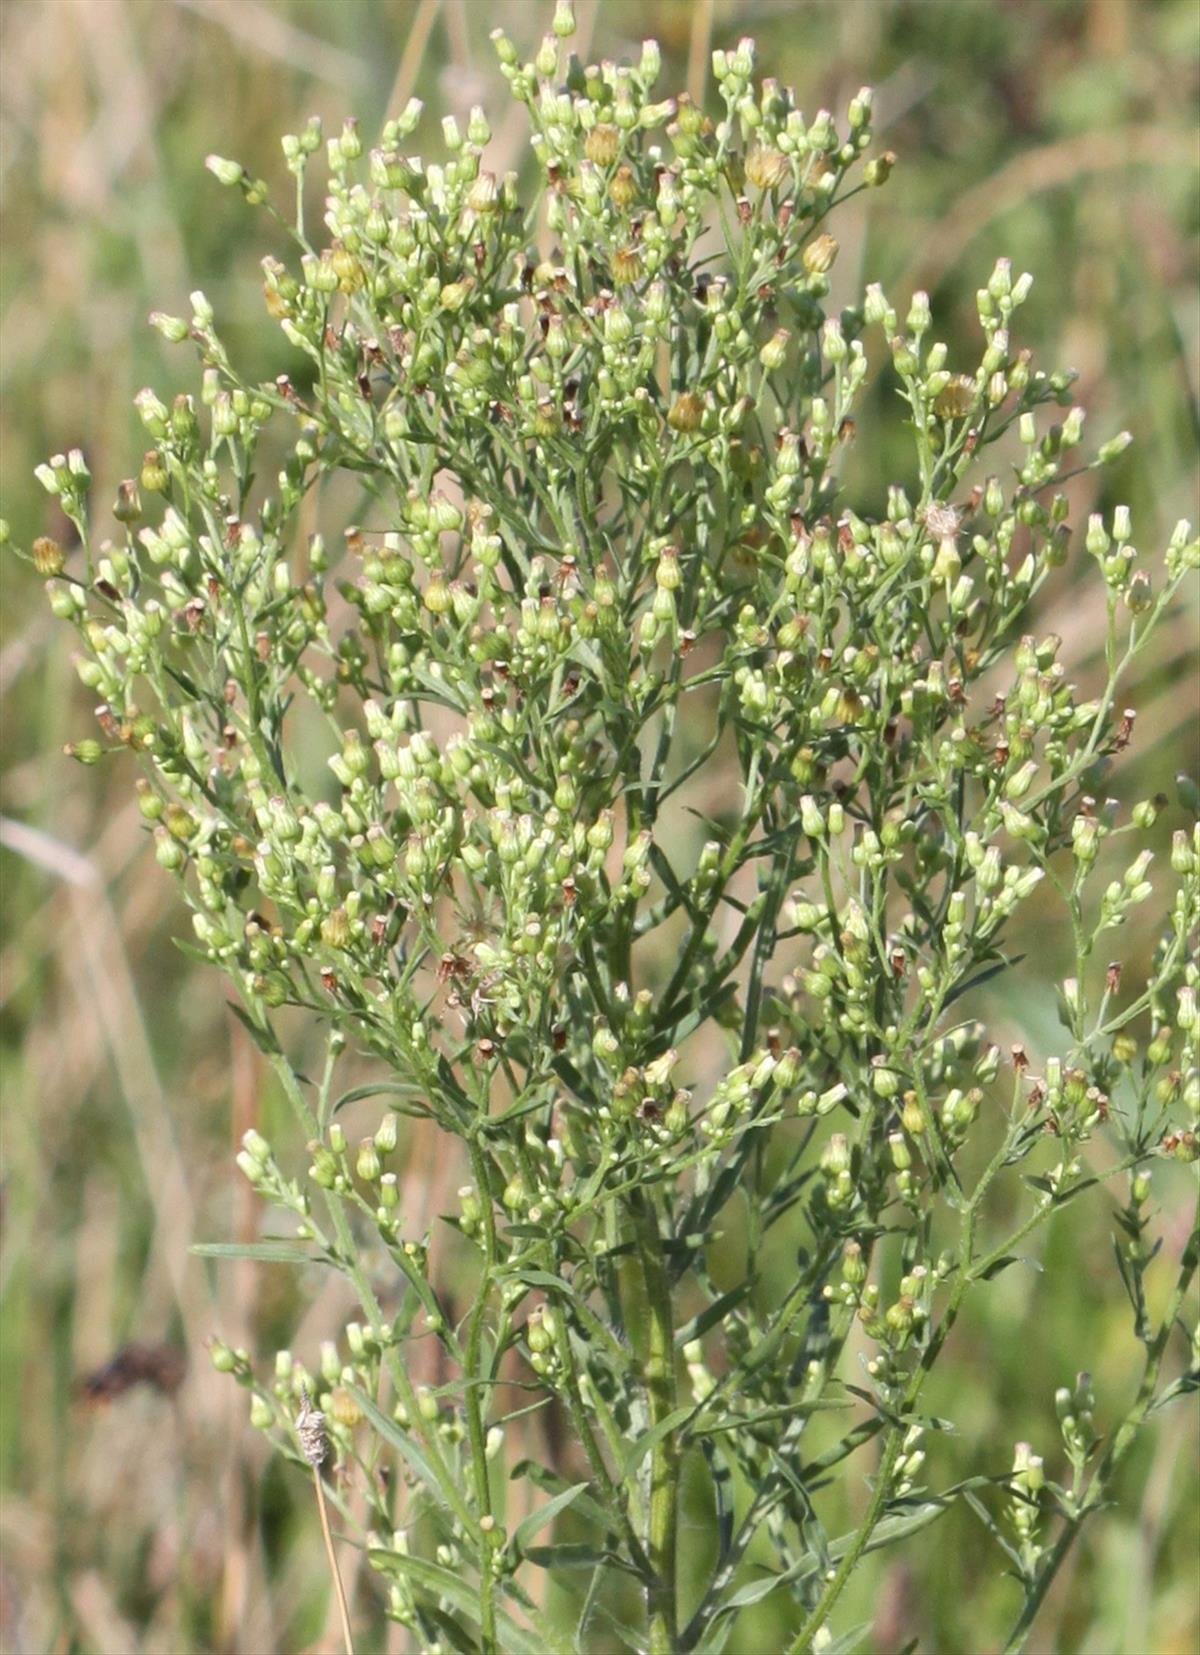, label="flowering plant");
[14,7,1198,1651]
